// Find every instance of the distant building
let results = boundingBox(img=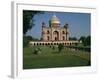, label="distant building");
[30,14,80,46]
[42,14,69,41]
